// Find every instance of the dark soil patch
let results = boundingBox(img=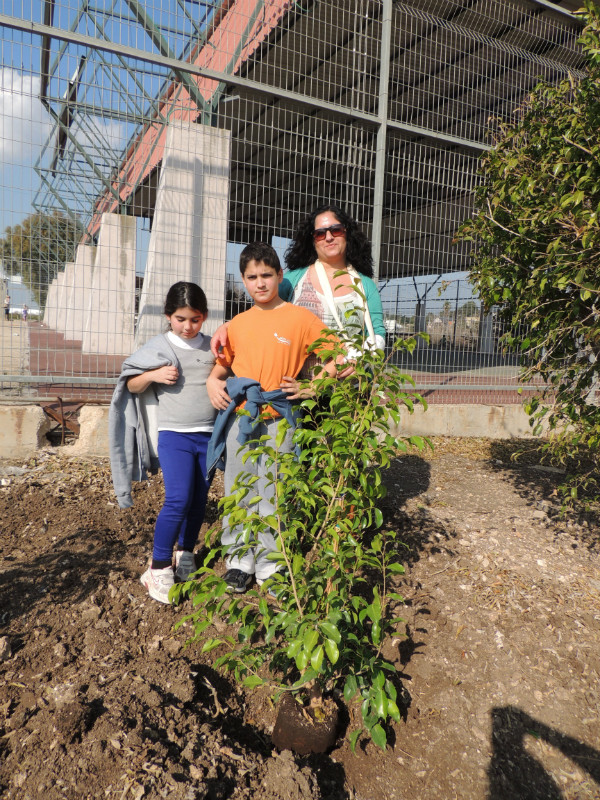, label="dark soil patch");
[0,439,599,799]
